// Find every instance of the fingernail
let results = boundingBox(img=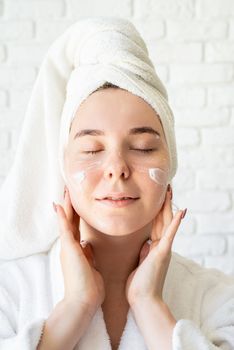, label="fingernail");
[52,202,57,213]
[181,208,187,219]
[80,240,88,248]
